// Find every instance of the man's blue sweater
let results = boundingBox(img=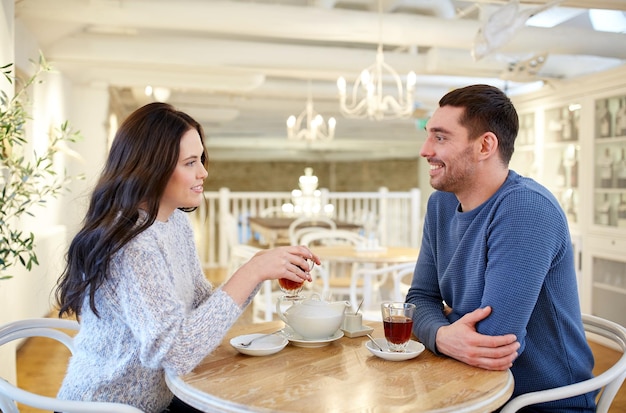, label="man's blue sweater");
[406,170,596,412]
